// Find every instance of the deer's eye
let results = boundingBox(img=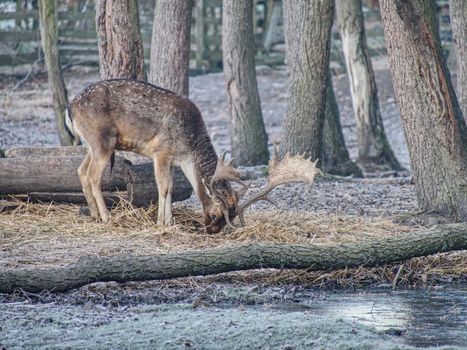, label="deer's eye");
[211,214,217,221]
